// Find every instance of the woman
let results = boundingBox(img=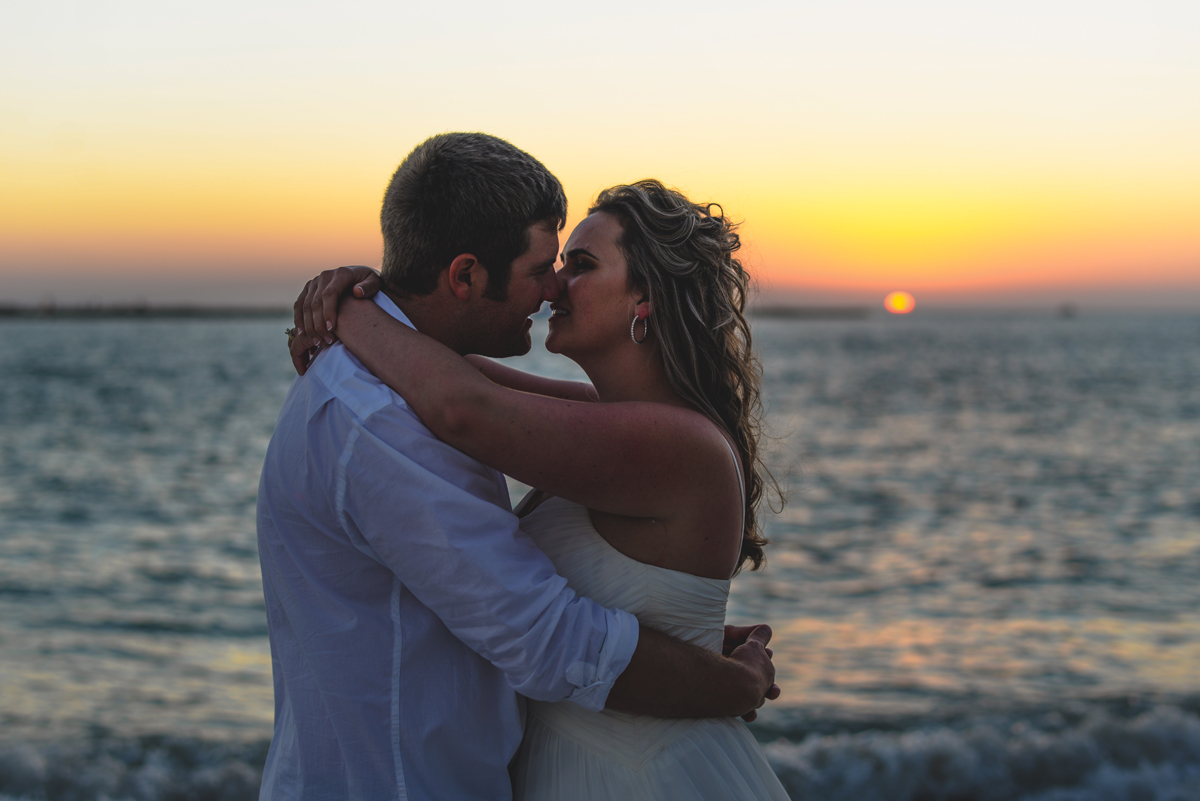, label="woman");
[293,180,787,799]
